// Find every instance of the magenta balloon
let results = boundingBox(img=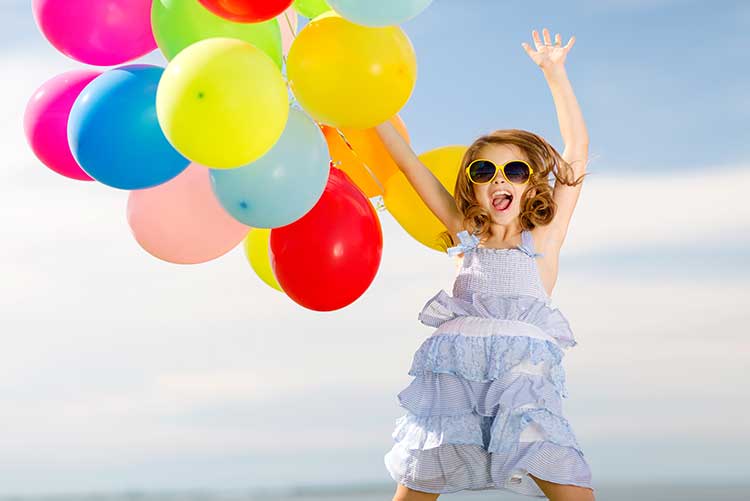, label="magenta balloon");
[24,70,101,181]
[127,164,250,264]
[32,0,156,66]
